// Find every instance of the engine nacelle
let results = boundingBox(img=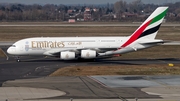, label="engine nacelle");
[60,51,76,60]
[81,50,97,59]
